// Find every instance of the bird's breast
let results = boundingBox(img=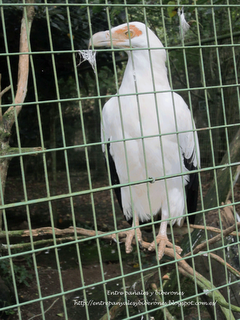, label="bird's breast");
[103,94,182,183]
